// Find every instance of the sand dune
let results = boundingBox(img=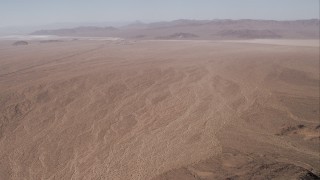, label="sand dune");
[0,39,319,179]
